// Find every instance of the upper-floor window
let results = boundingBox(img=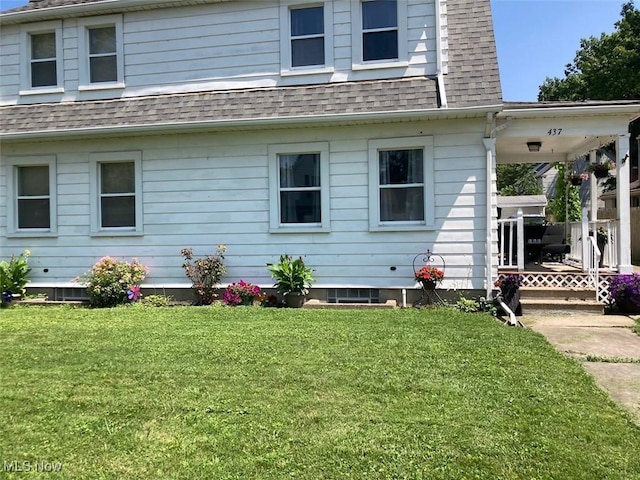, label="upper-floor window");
[279,1,333,75]
[6,156,57,236]
[20,21,63,94]
[30,32,57,87]
[78,15,124,90]
[362,0,398,61]
[351,0,407,69]
[88,26,117,83]
[290,6,325,67]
